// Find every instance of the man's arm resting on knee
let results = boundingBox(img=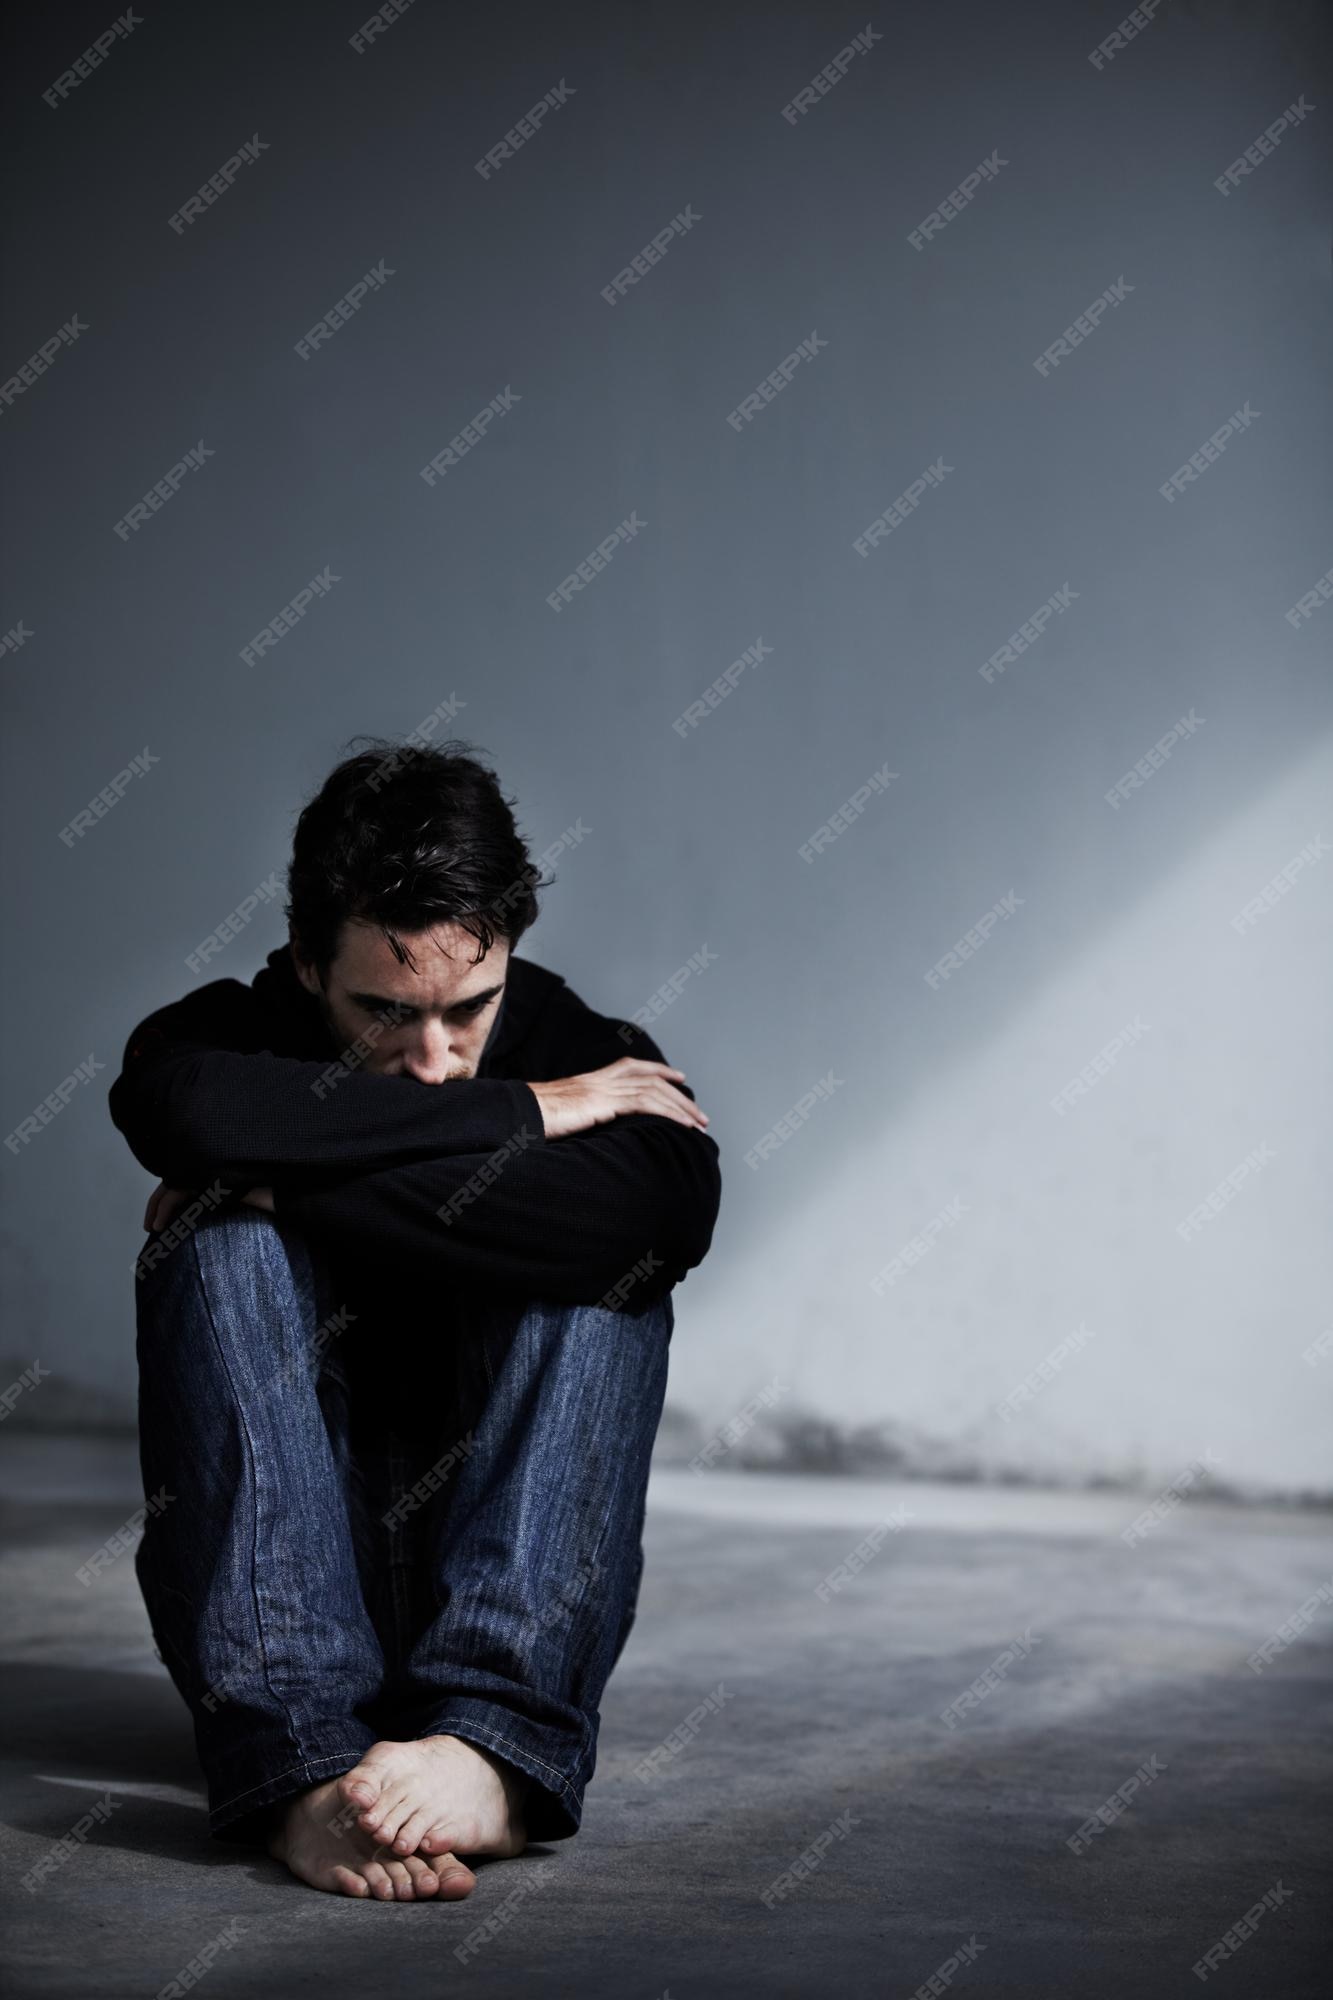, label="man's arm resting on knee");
[272,1111,722,1305]
[108,980,541,1188]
